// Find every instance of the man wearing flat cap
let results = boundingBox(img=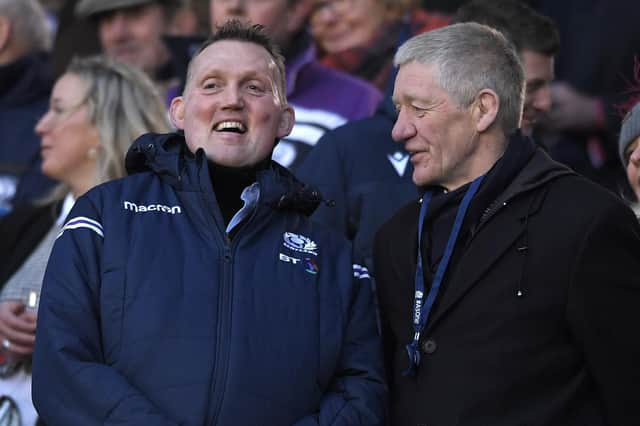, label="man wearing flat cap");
[75,0,197,105]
